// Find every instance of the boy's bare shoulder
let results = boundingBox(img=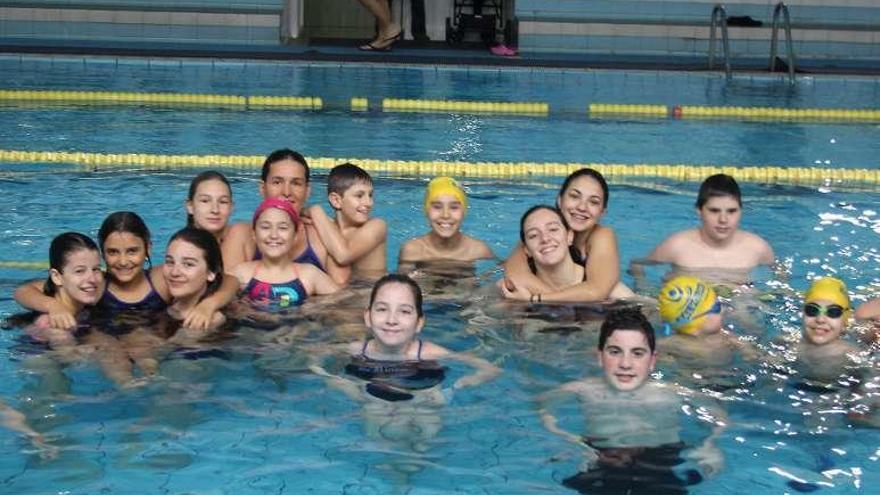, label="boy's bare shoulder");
[399,236,428,261]
[649,229,698,261]
[737,230,772,249]
[462,235,495,259]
